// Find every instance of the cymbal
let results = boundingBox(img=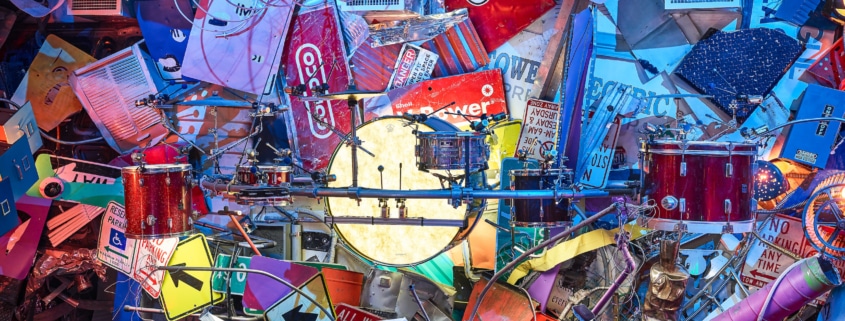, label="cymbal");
[296,90,386,101]
[179,95,253,107]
